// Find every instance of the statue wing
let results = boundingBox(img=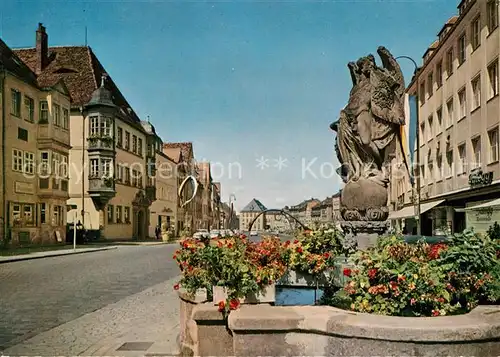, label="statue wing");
[377,46,405,99]
[370,68,405,126]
